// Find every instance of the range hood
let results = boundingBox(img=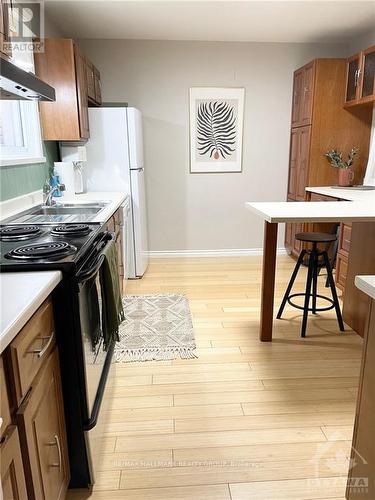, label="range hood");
[0,57,55,101]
